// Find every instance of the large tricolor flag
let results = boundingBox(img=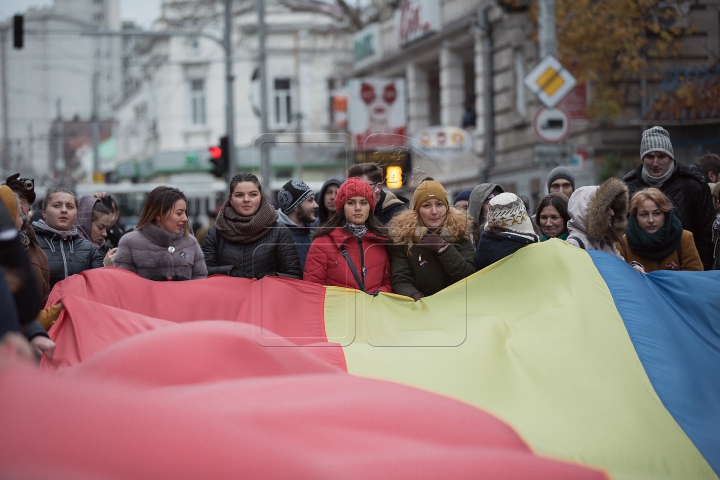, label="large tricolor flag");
[0,239,717,479]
